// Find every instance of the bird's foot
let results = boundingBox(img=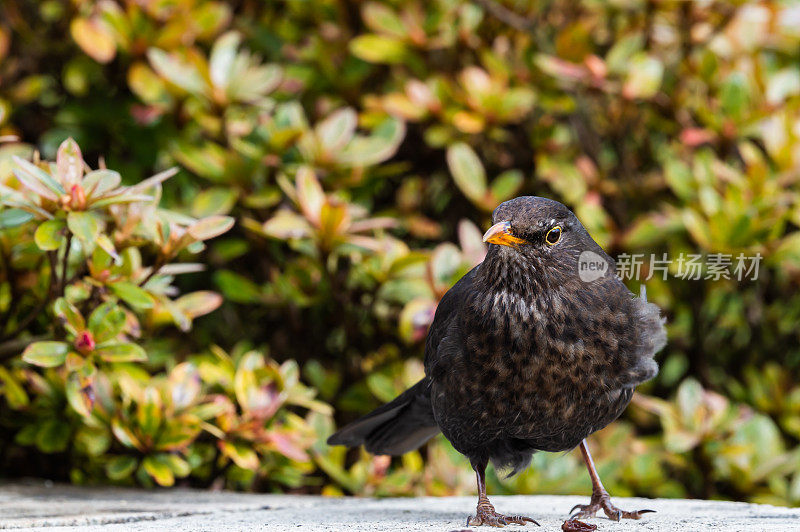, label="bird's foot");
[562,519,597,532]
[467,499,539,527]
[569,490,655,521]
